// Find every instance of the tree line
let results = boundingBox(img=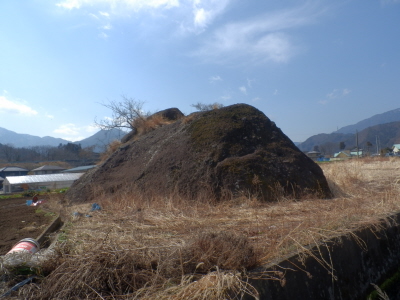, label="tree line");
[0,142,97,163]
